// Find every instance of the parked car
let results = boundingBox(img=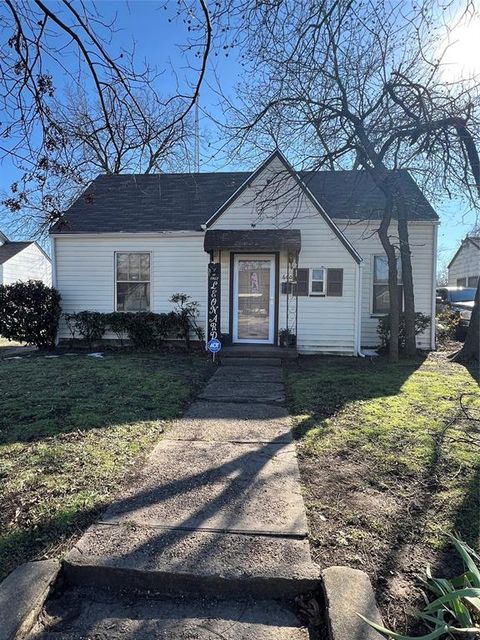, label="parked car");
[436,286,476,339]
